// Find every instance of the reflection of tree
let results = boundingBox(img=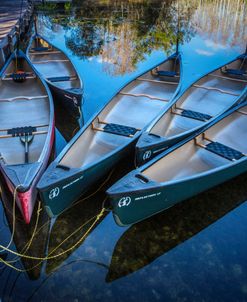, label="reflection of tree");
[193,0,247,48]
[37,0,246,76]
[38,0,196,75]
